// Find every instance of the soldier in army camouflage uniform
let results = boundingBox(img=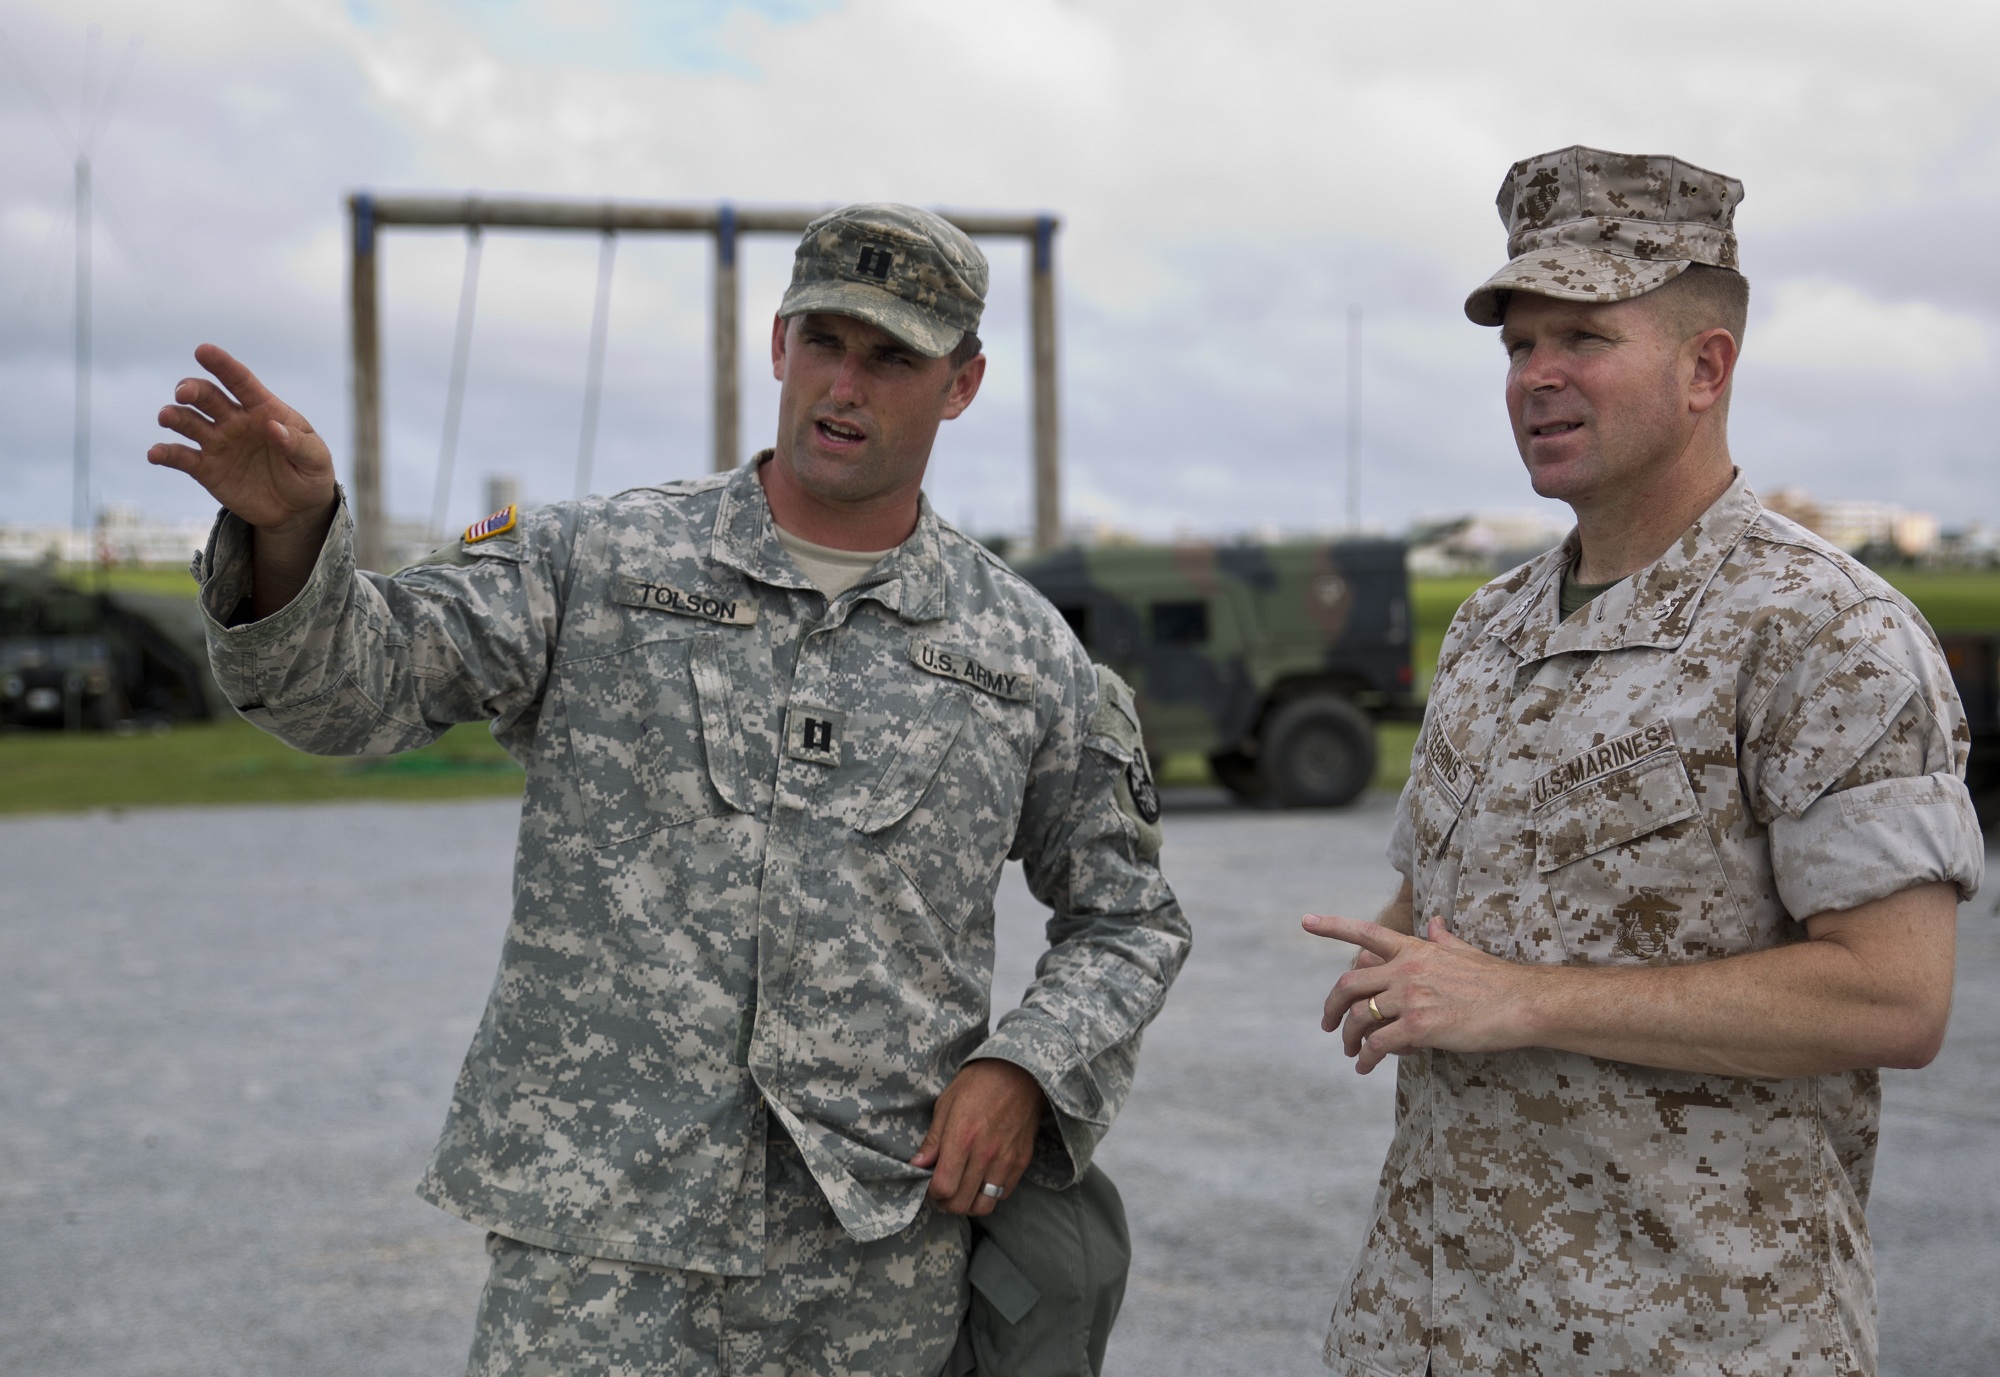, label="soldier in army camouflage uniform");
[148,203,1189,1376]
[1304,147,1984,1377]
